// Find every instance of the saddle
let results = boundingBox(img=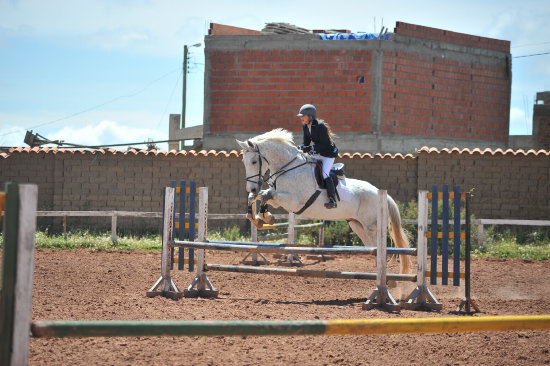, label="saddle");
[314,162,345,189]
